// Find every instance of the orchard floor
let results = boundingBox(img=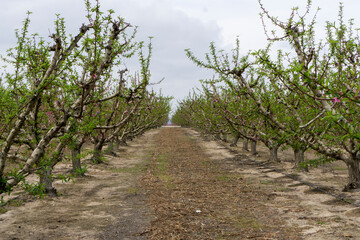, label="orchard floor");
[0,127,360,239]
